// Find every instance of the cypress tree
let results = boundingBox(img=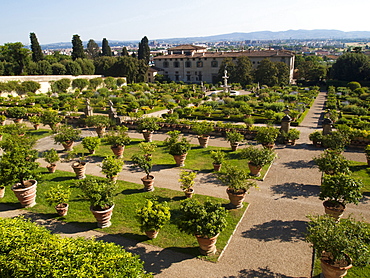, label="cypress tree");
[30,33,43,62]
[102,38,112,56]
[71,34,86,60]
[138,36,150,65]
